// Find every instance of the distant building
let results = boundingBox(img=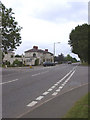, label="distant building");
[3,51,25,65]
[24,46,54,65]
[3,51,15,64]
[3,46,54,66]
